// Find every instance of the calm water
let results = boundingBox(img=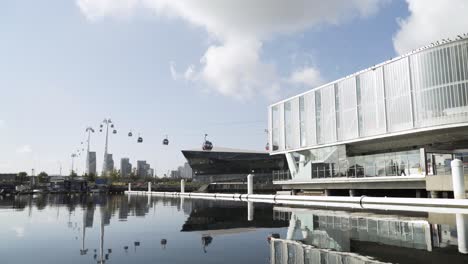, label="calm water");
[1,194,468,264]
